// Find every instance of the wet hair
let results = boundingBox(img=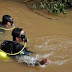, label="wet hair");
[12,28,22,41]
[2,15,11,25]
[40,59,48,65]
